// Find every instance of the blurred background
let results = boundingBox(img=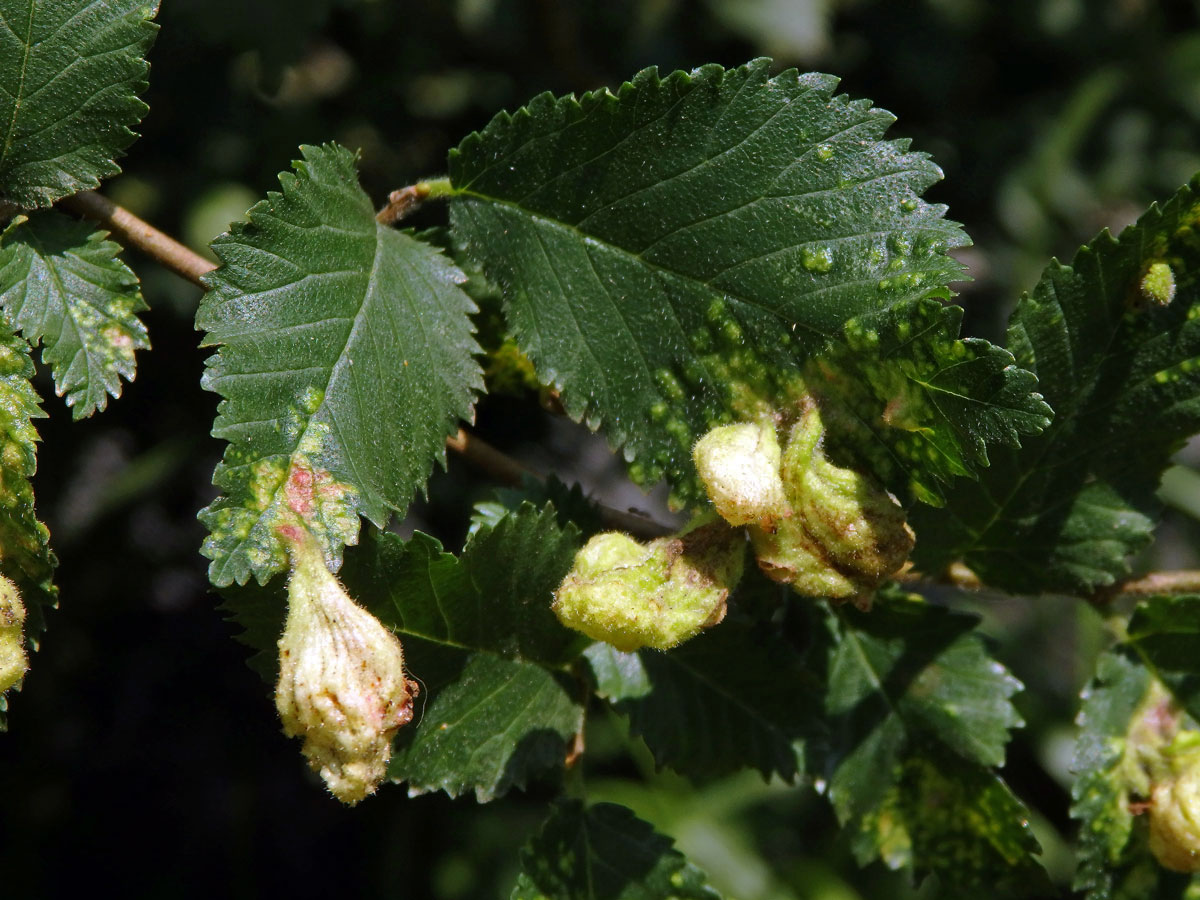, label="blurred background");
[4,0,1200,896]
